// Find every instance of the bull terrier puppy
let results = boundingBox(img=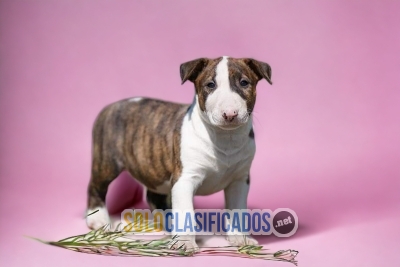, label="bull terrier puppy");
[86,56,272,251]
